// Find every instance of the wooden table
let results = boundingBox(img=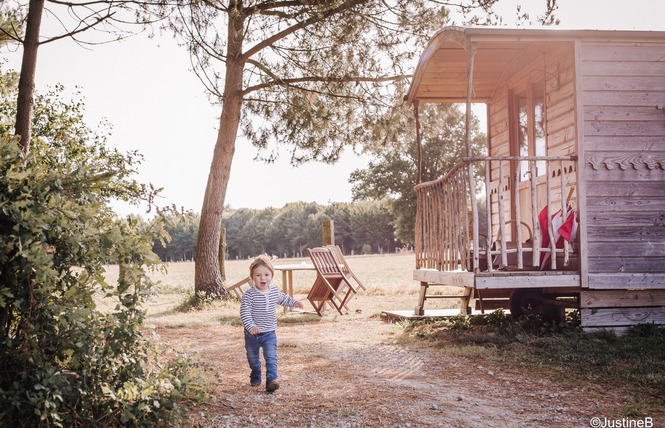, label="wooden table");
[274,263,315,312]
